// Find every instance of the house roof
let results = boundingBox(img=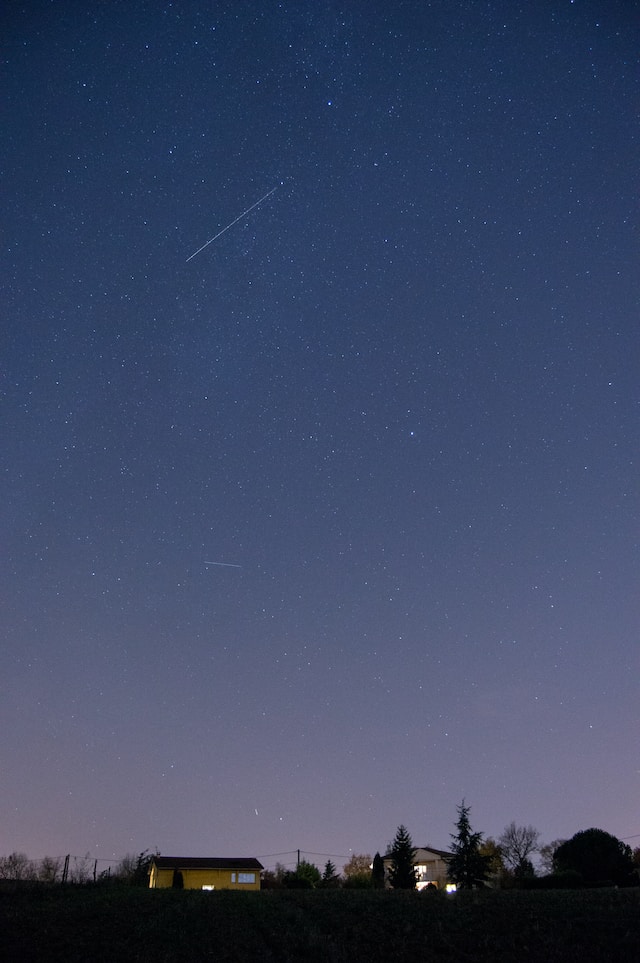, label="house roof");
[151,856,263,871]
[415,846,452,860]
